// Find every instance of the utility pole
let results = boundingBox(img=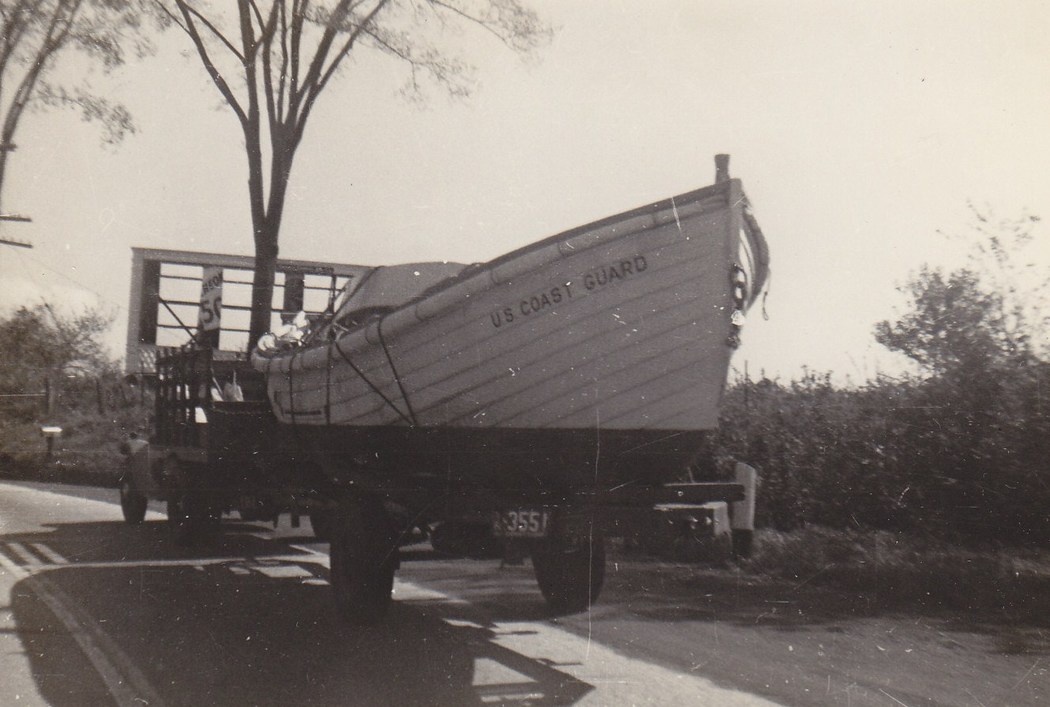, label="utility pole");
[0,236,33,248]
[0,142,33,232]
